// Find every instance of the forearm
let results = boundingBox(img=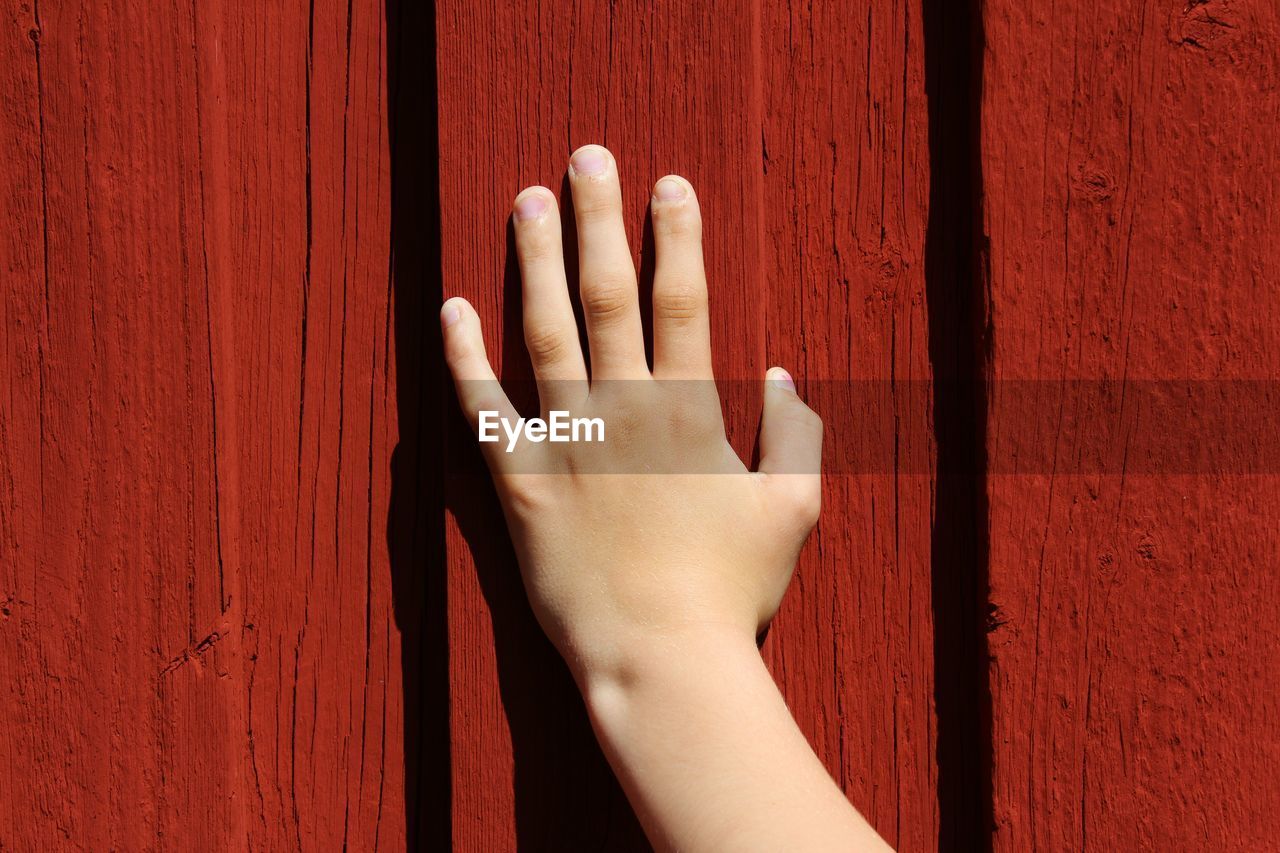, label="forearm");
[445,146,878,848]
[578,626,891,852]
